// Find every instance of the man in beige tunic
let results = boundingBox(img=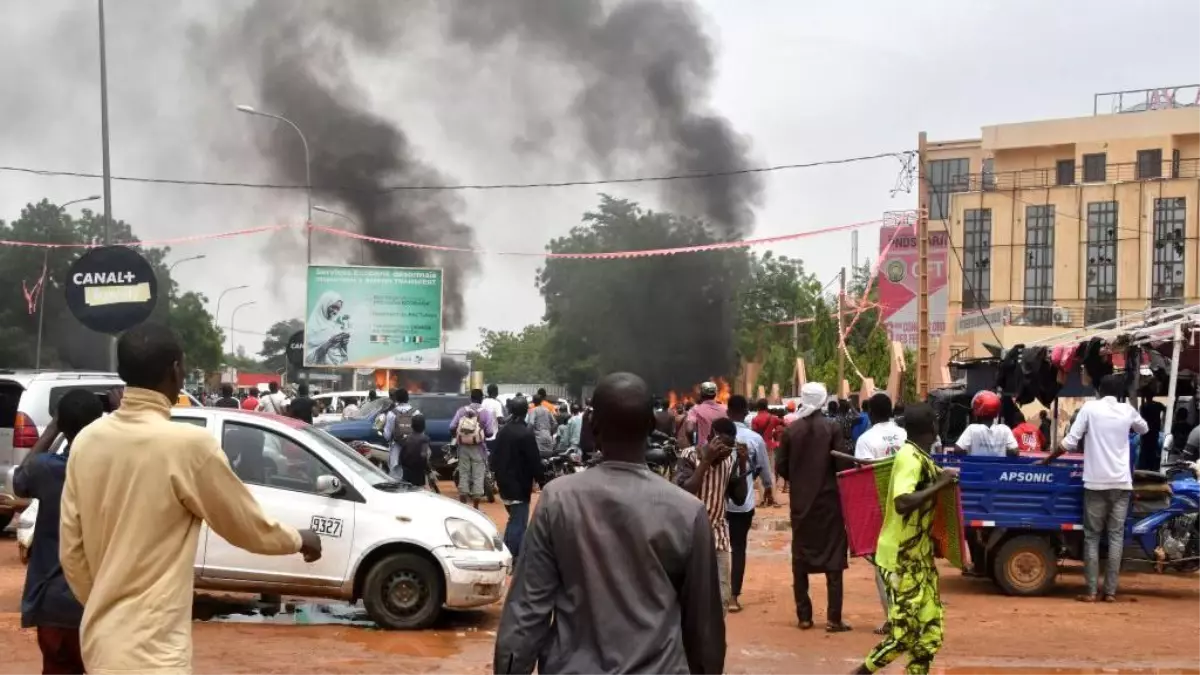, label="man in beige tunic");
[60,323,321,674]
